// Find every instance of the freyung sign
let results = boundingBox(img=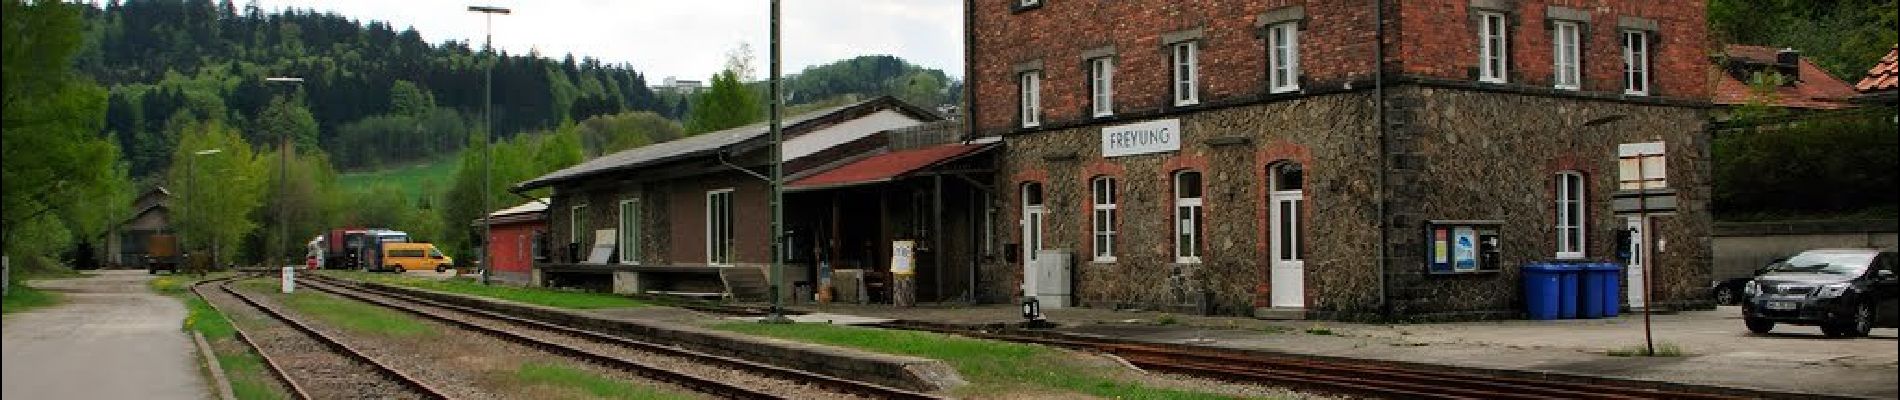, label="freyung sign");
[1101,119,1181,157]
